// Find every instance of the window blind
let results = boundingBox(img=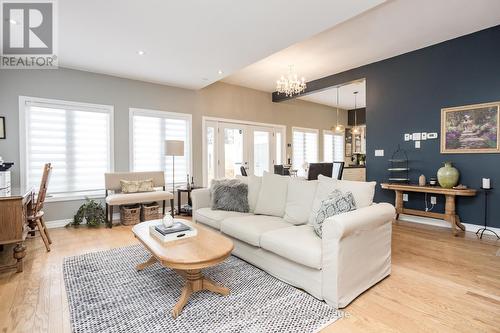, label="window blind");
[292,128,318,174]
[324,131,345,162]
[23,99,113,194]
[131,110,191,189]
